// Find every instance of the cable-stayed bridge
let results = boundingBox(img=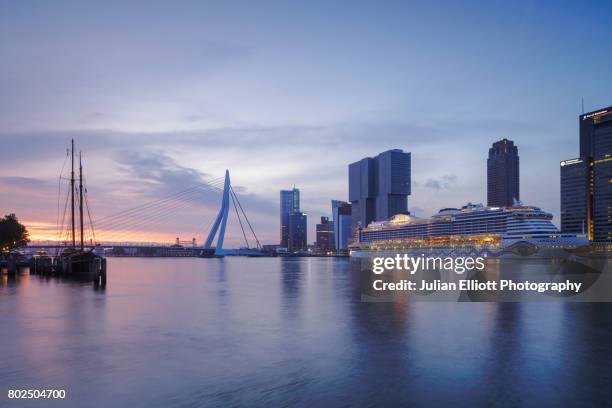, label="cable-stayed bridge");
[36,169,263,257]
[200,170,261,256]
